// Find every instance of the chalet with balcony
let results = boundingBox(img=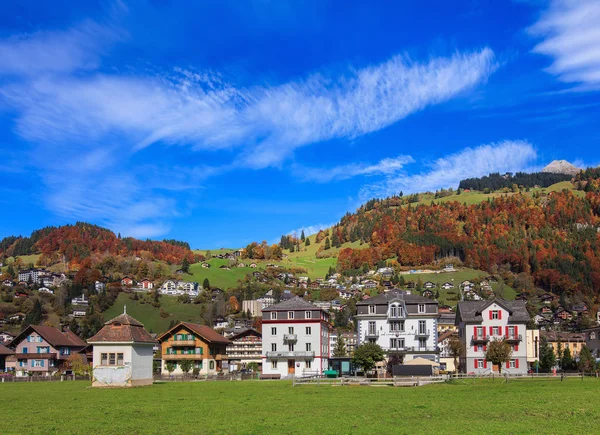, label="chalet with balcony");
[158,322,231,375]
[7,325,87,376]
[355,290,440,363]
[121,276,134,287]
[262,297,331,378]
[226,328,262,372]
[456,299,530,374]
